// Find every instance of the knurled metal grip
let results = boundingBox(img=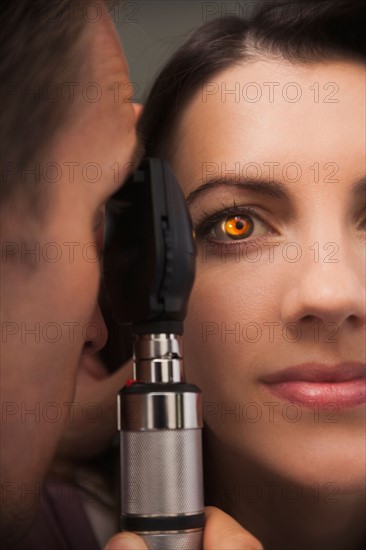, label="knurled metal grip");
[134,529,203,550]
[118,334,204,549]
[119,429,204,549]
[120,429,203,515]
